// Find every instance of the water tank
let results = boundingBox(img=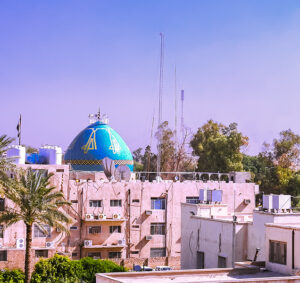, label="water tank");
[263,195,273,210]
[273,195,291,210]
[199,189,208,202]
[39,146,62,165]
[207,190,222,203]
[26,153,39,164]
[7,145,26,164]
